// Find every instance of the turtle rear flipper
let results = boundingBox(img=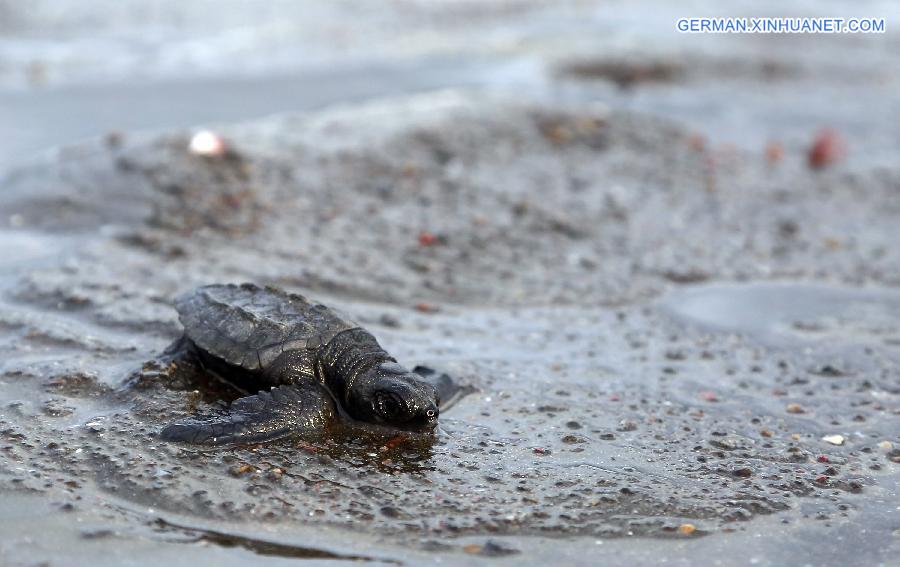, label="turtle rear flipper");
[160,385,336,445]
